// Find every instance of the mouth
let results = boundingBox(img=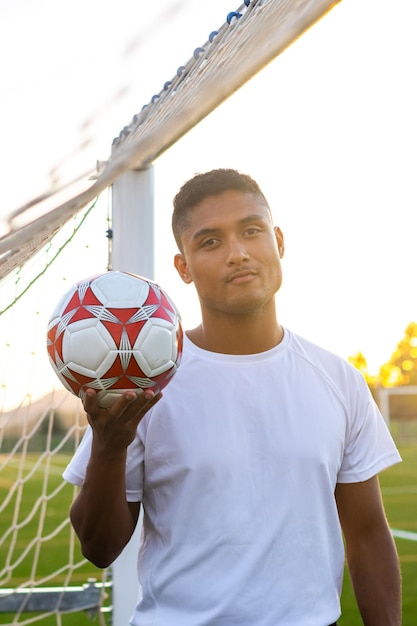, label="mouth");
[227,269,257,284]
